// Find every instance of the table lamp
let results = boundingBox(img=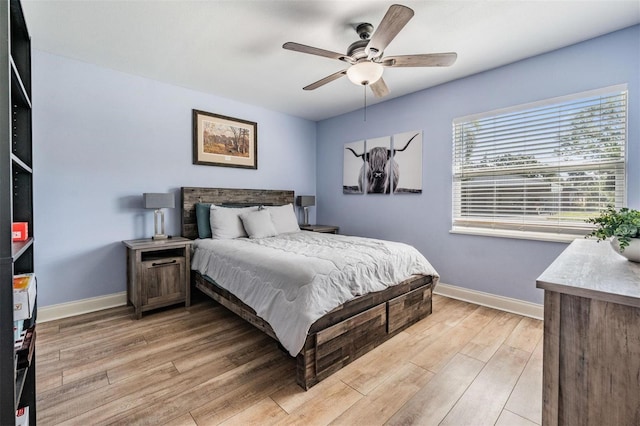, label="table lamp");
[144,193,175,240]
[296,195,315,226]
